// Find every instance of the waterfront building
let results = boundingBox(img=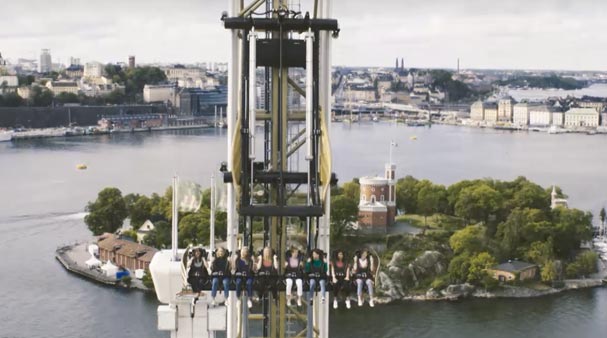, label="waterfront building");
[97,233,157,271]
[470,100,485,121]
[483,103,498,123]
[489,260,538,282]
[564,108,600,127]
[39,49,52,73]
[578,101,604,113]
[358,164,396,233]
[348,86,376,103]
[552,111,564,126]
[65,64,84,79]
[513,102,530,126]
[128,55,136,69]
[0,75,19,93]
[529,105,552,126]
[551,186,568,209]
[136,220,155,243]
[46,81,79,95]
[164,65,205,84]
[178,86,228,116]
[601,113,607,126]
[83,61,105,79]
[497,96,514,122]
[143,84,177,104]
